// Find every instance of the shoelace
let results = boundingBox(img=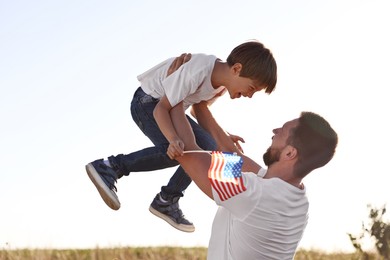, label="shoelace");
[99,167,118,192]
